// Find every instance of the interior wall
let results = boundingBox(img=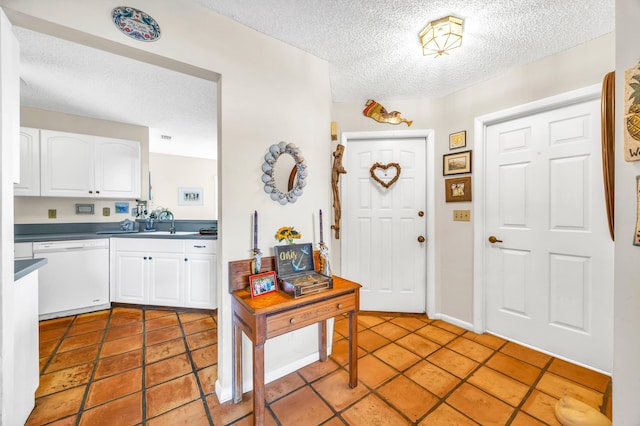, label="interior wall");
[332,33,614,324]
[15,106,149,223]
[148,152,217,220]
[0,0,332,401]
[614,0,640,422]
